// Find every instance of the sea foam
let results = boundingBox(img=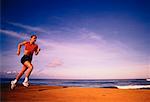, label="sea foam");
[116,85,150,89]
